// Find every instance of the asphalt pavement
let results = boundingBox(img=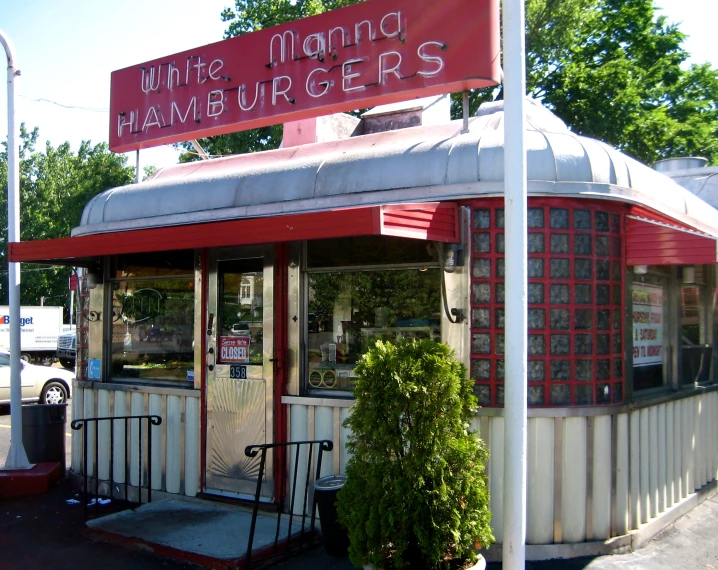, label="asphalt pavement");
[1,468,717,570]
[2,398,718,570]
